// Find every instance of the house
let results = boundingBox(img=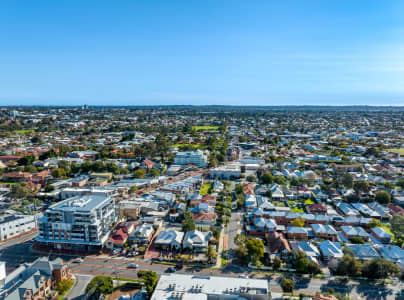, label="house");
[370,227,392,243]
[306,203,327,214]
[0,155,23,163]
[141,159,154,170]
[71,175,89,187]
[2,171,32,182]
[375,244,404,263]
[31,170,51,186]
[266,231,290,258]
[129,223,154,244]
[336,202,360,216]
[245,194,257,210]
[289,241,320,262]
[212,181,224,192]
[388,204,404,216]
[154,230,184,250]
[251,217,277,233]
[269,184,284,200]
[0,257,70,300]
[243,183,255,195]
[192,213,217,230]
[311,224,338,241]
[347,244,380,260]
[182,230,212,252]
[286,226,309,240]
[318,240,343,261]
[106,228,129,249]
[340,226,370,241]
